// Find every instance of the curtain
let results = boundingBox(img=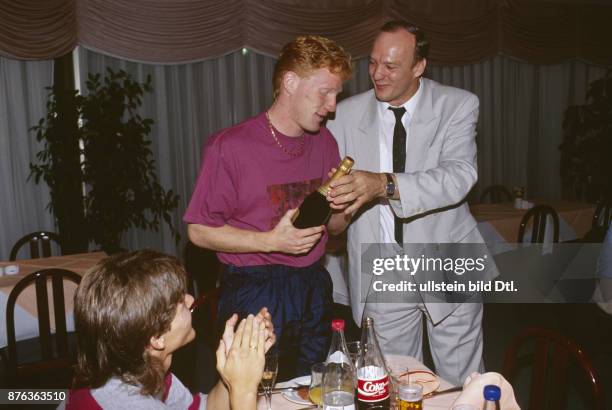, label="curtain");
[76,46,607,256]
[0,57,56,260]
[2,0,611,65]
